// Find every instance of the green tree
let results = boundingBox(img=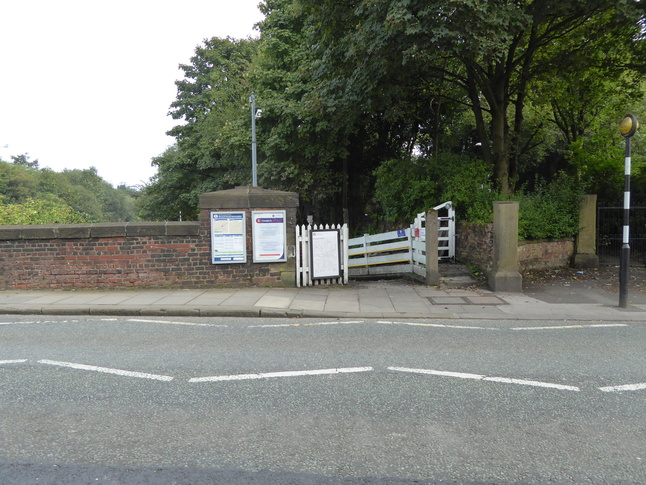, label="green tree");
[140,37,257,221]
[0,160,39,202]
[0,161,137,223]
[253,0,456,225]
[11,153,39,169]
[137,145,197,220]
[300,0,646,195]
